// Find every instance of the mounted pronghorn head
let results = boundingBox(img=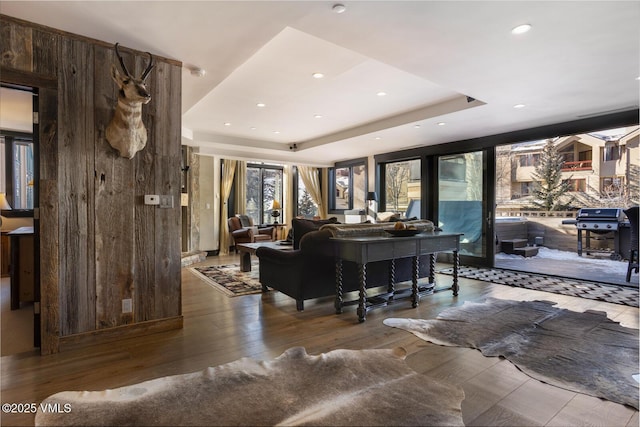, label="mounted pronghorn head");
[105,43,154,159]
